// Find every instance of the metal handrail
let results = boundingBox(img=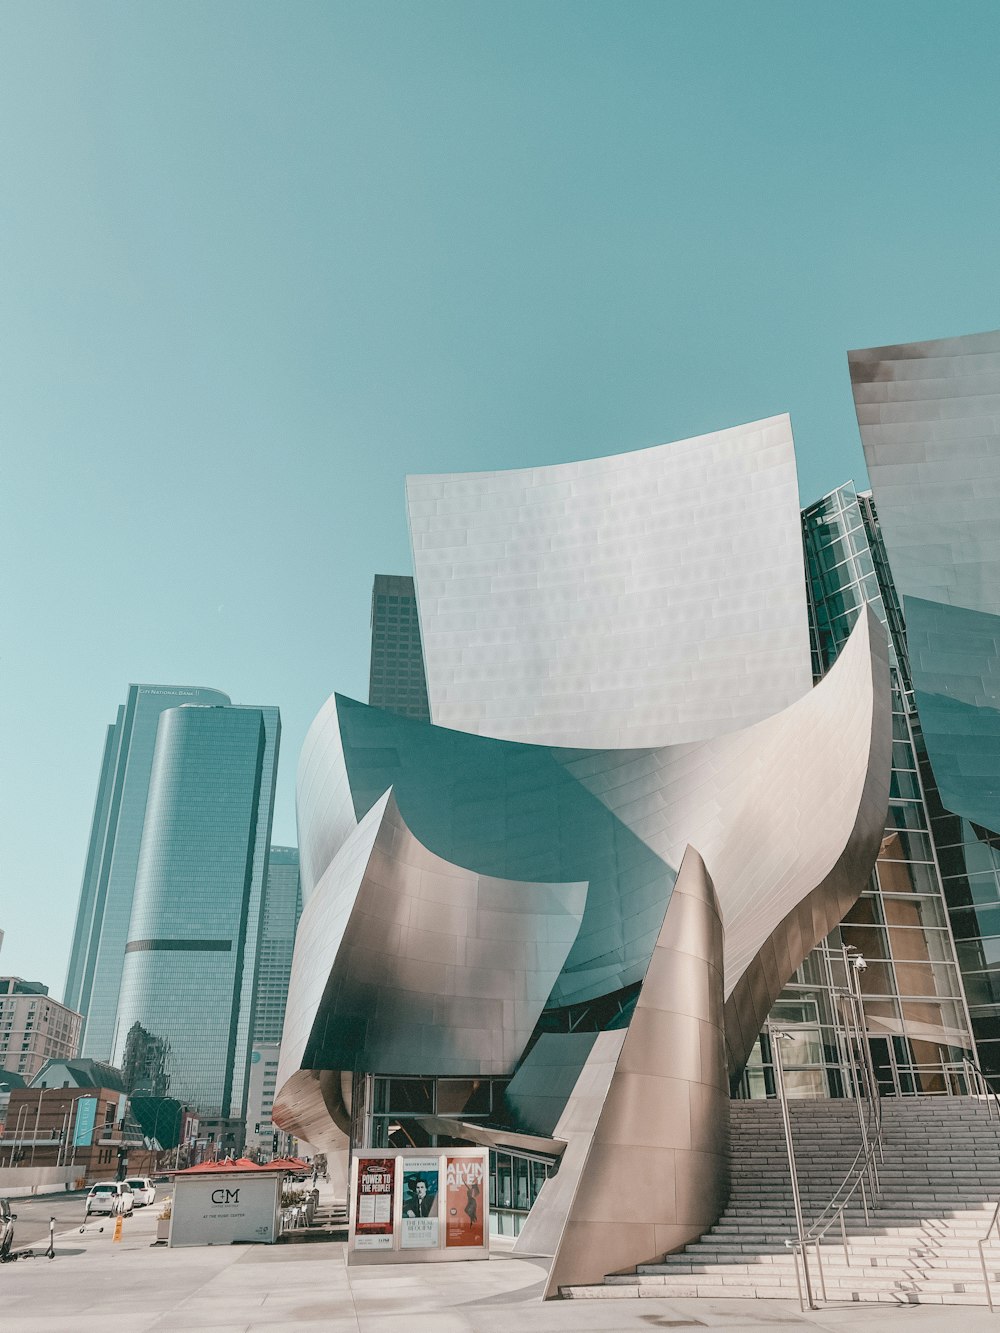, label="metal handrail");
[790,1087,884,1302]
[963,1055,999,1119]
[784,960,885,1308]
[958,1053,1000,1311]
[979,1202,1000,1313]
